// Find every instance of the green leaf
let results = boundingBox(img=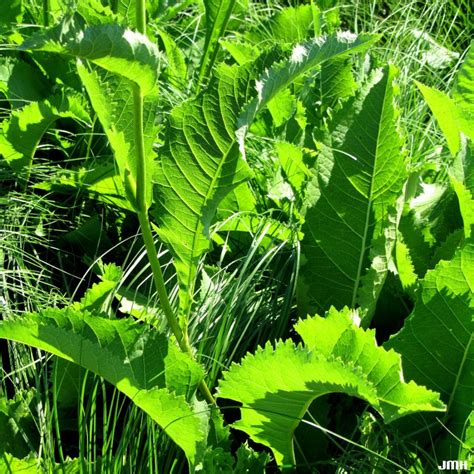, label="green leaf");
[218,308,444,466]
[153,63,251,320]
[415,81,462,156]
[21,17,161,95]
[0,0,22,24]
[385,241,474,455]
[153,34,377,321]
[157,28,187,88]
[76,64,158,210]
[199,0,239,84]
[395,235,418,297]
[453,42,474,139]
[247,4,315,45]
[0,454,38,473]
[274,141,311,195]
[0,59,50,108]
[0,308,206,464]
[298,66,406,323]
[0,391,37,458]
[451,137,474,238]
[221,39,259,65]
[0,92,90,174]
[237,33,379,140]
[75,263,123,313]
